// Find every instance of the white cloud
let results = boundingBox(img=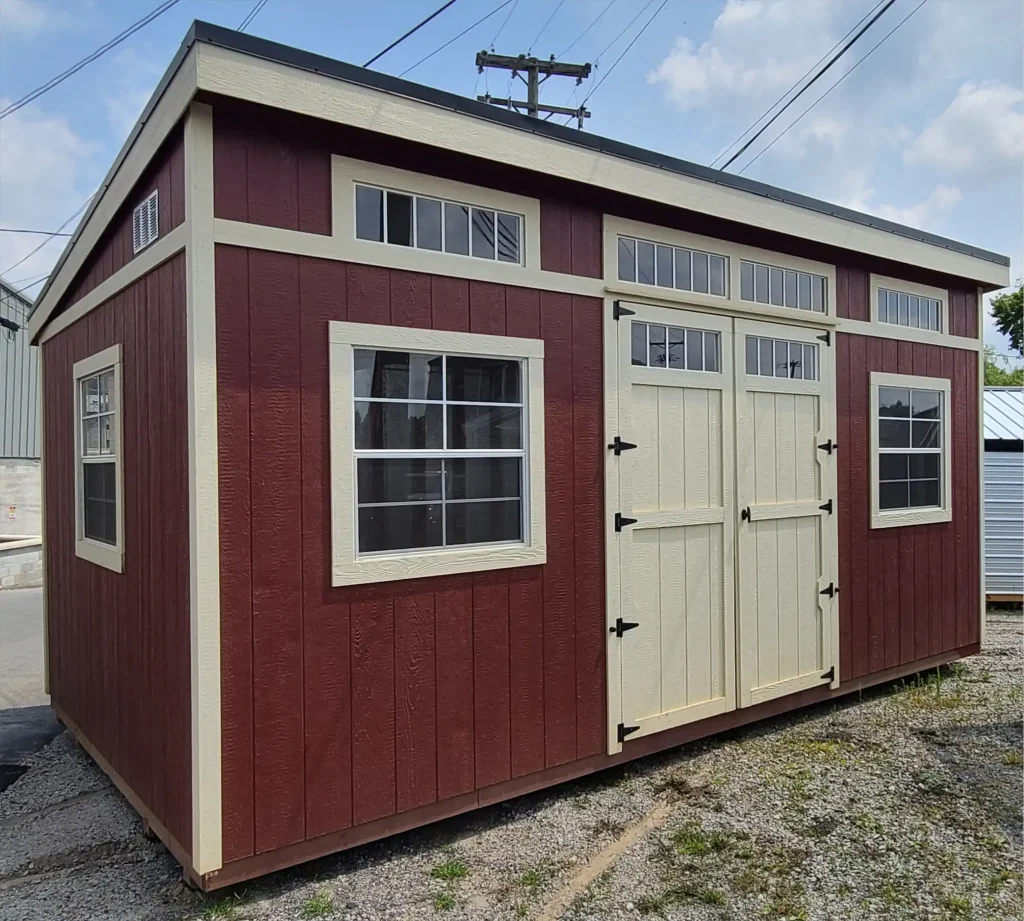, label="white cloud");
[0,0,74,33]
[904,82,1024,179]
[0,100,99,285]
[103,47,166,144]
[648,0,843,111]
[841,183,963,231]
